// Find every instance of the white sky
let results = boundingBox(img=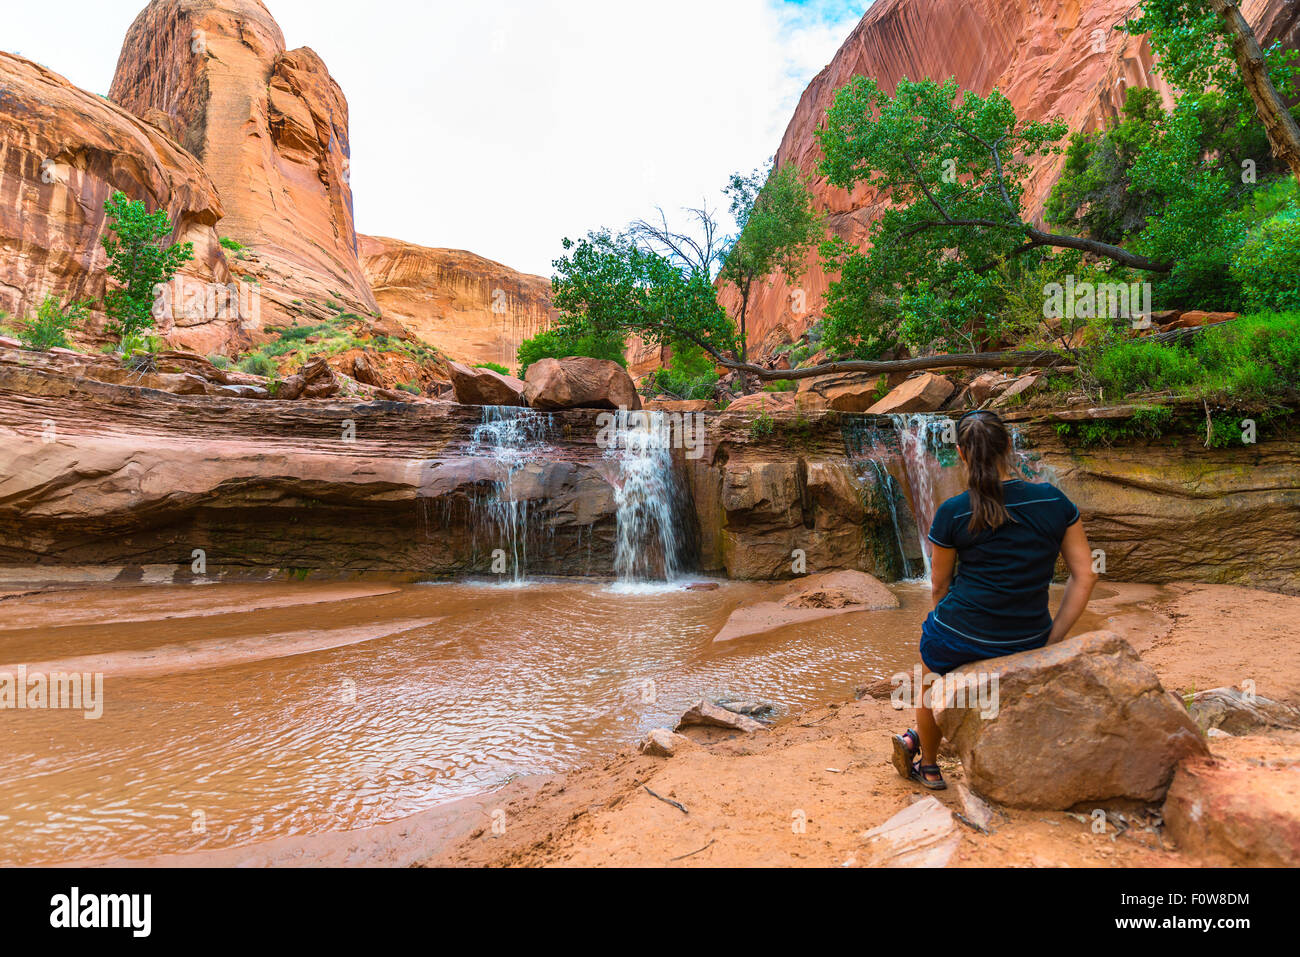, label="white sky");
[4,0,869,276]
